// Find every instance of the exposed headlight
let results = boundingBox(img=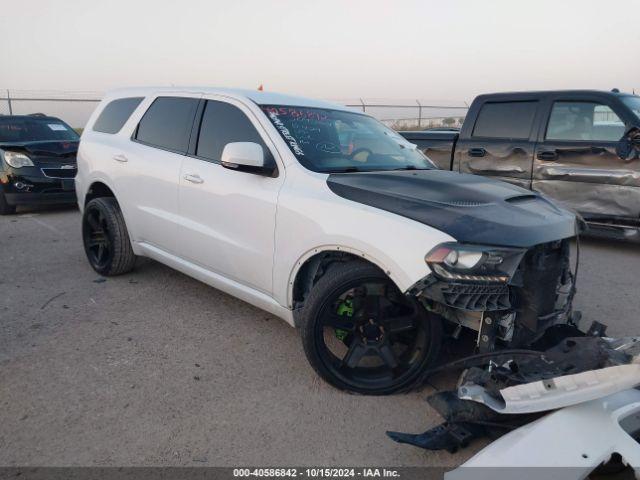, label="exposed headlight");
[425,242,526,283]
[3,151,34,168]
